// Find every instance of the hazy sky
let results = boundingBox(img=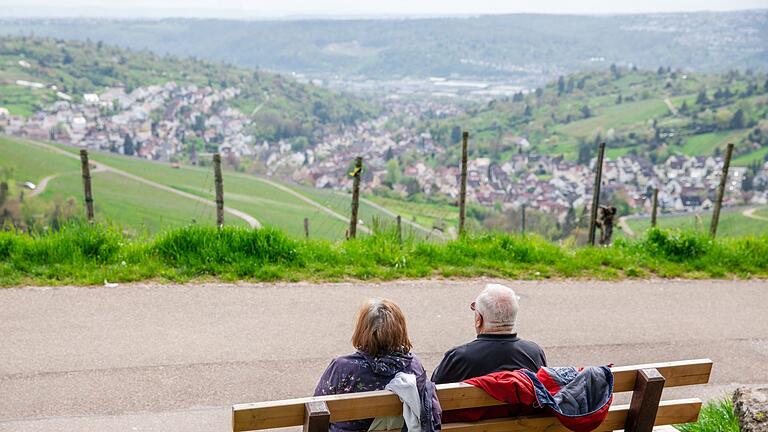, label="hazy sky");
[1,0,766,18]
